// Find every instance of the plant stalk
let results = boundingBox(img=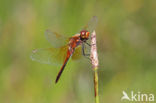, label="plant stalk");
[90,31,99,103]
